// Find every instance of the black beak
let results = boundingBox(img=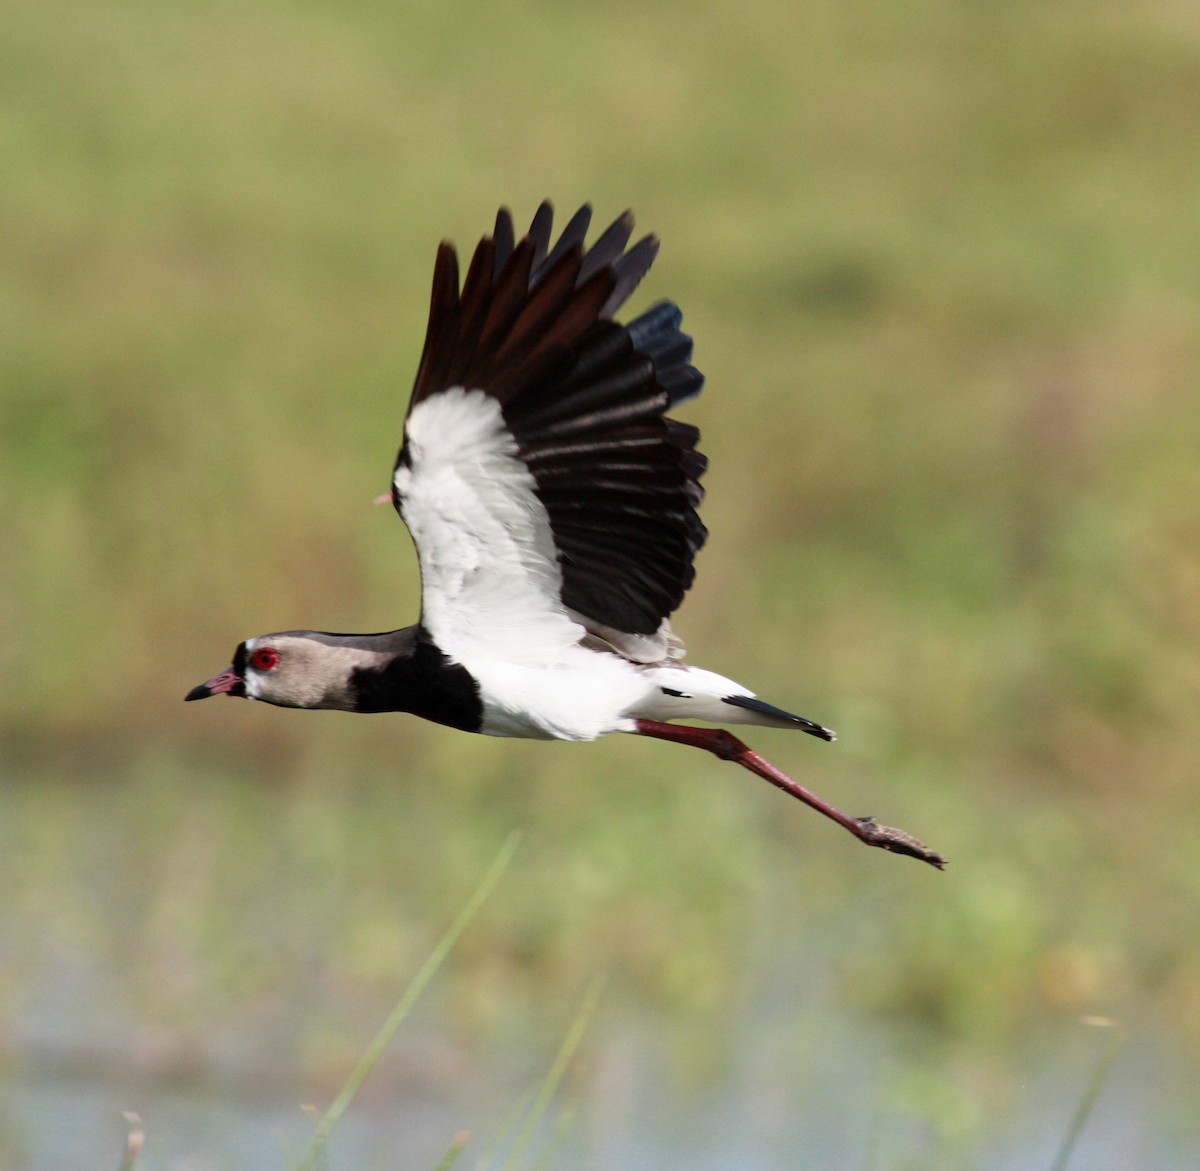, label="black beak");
[185,667,244,701]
